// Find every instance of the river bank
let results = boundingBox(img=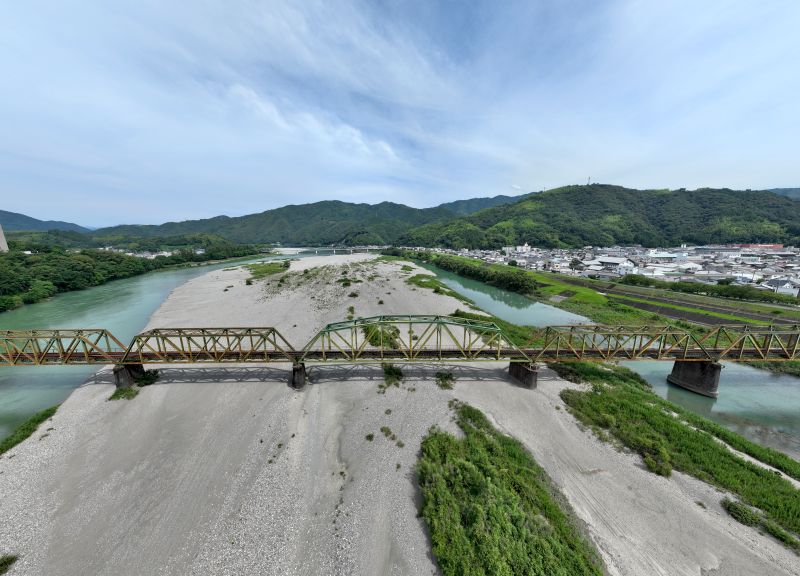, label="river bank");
[1,255,798,575]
